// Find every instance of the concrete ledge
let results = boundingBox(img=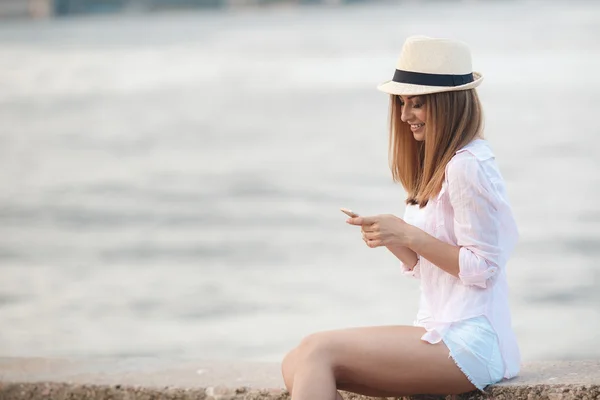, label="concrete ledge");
[0,358,598,399]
